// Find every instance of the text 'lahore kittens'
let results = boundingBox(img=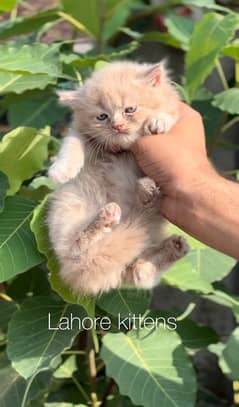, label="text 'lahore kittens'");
[48,60,189,296]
